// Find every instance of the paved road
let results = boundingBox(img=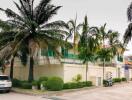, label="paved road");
[0,92,50,100]
[1,82,132,100]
